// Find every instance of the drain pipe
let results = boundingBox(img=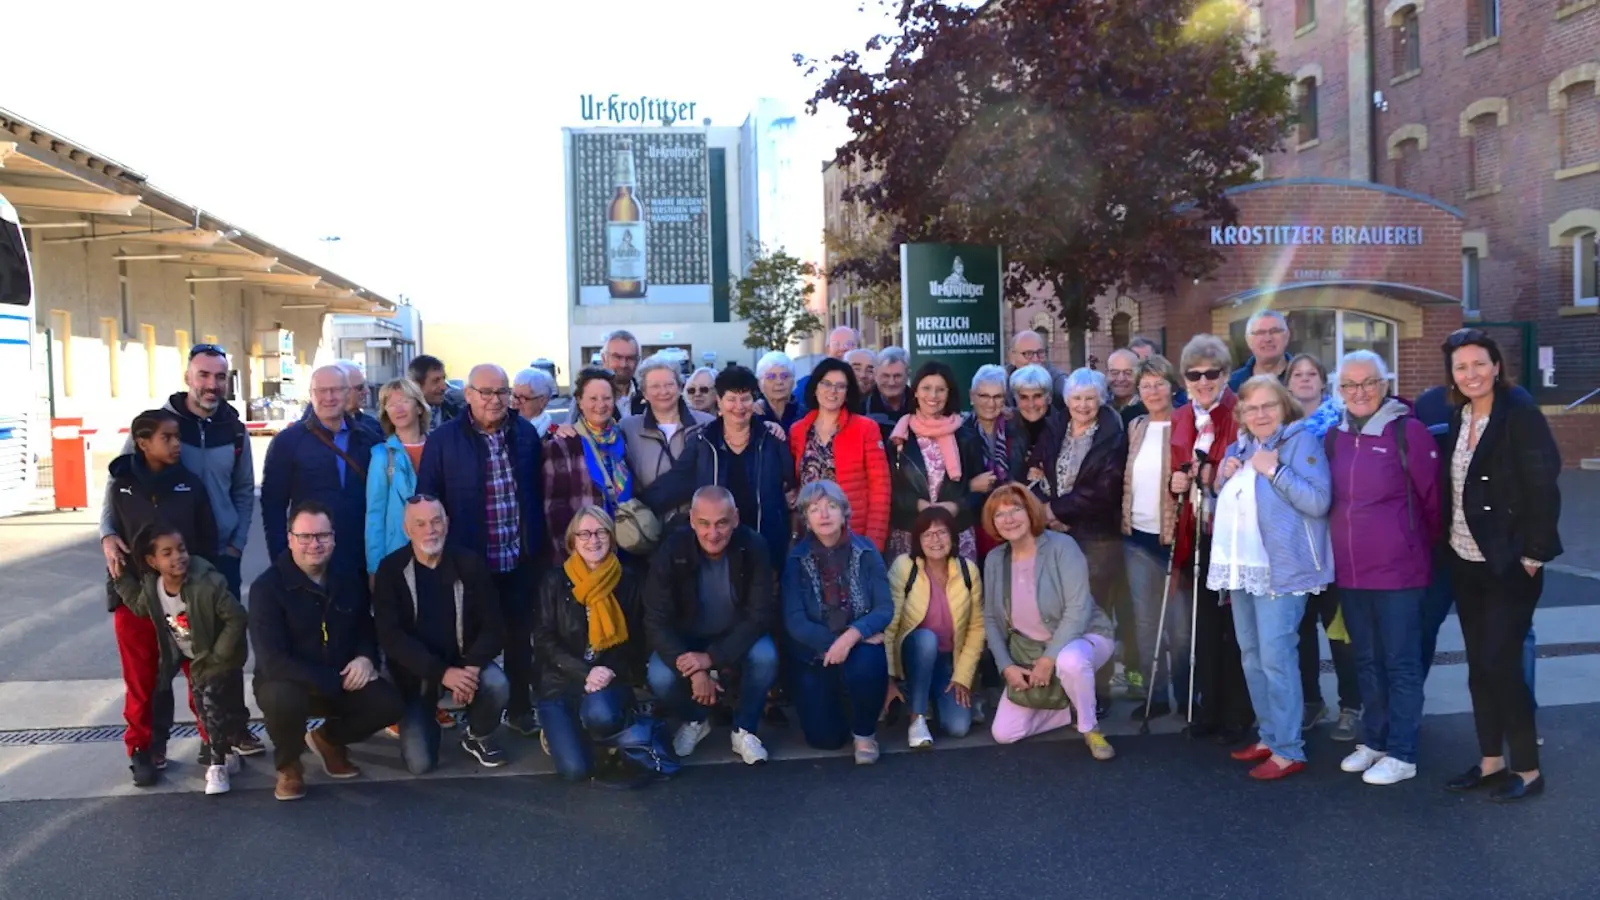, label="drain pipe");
[1367,0,1381,183]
